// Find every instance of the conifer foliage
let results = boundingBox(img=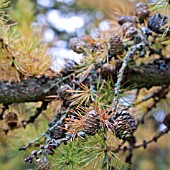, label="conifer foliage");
[0,0,170,170]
